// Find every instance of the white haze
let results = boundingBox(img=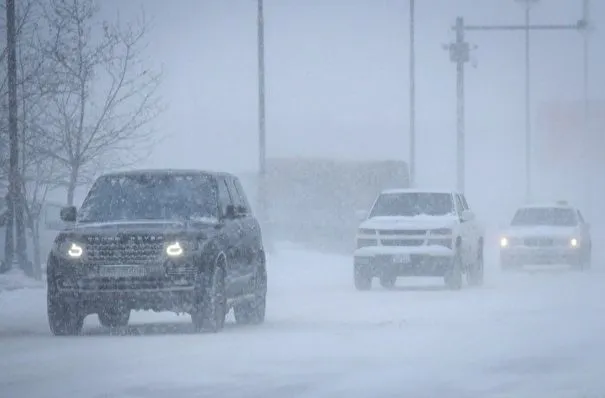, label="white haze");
[3,1,605,397]
[96,0,605,227]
